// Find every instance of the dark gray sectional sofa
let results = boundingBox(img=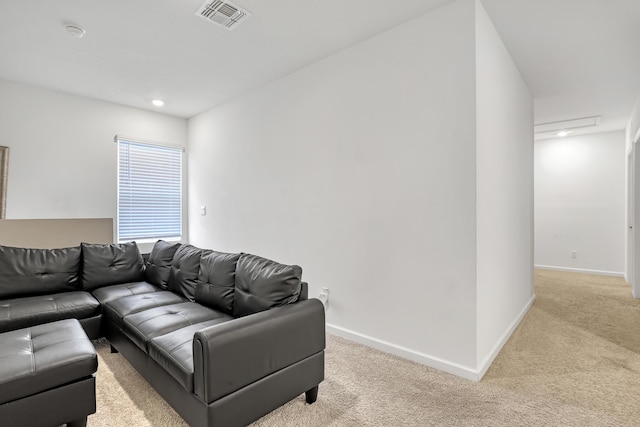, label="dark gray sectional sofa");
[0,240,325,427]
